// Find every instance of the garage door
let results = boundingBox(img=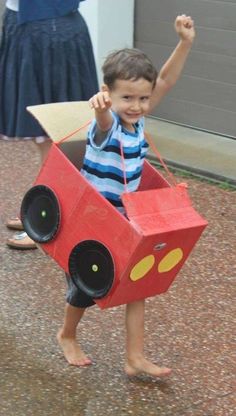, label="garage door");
[135,0,236,138]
